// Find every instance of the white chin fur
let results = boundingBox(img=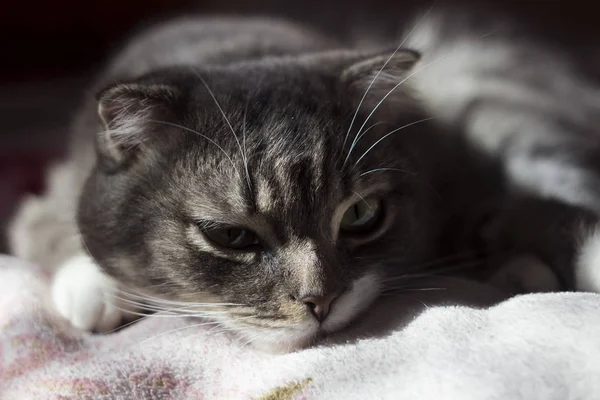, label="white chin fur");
[576,229,600,293]
[322,272,381,333]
